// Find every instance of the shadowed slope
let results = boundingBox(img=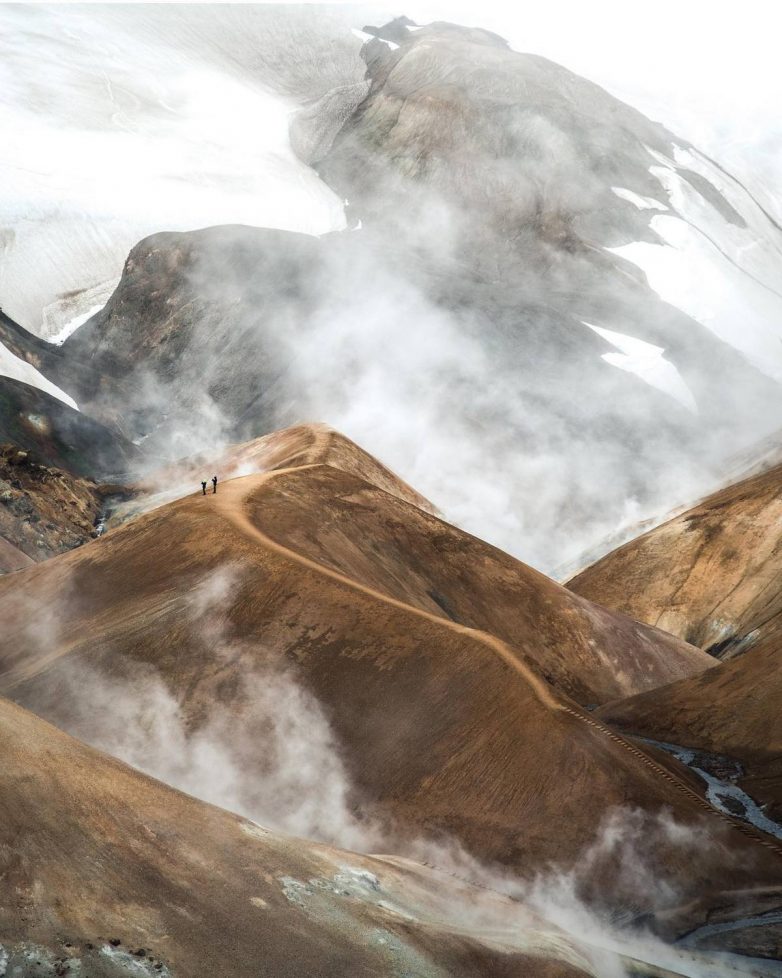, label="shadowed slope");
[0,463,779,949]
[569,460,782,660]
[598,638,782,824]
[0,695,602,978]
